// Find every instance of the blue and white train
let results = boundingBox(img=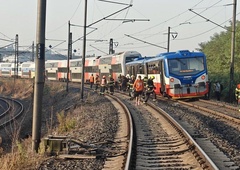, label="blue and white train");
[126,50,208,99]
